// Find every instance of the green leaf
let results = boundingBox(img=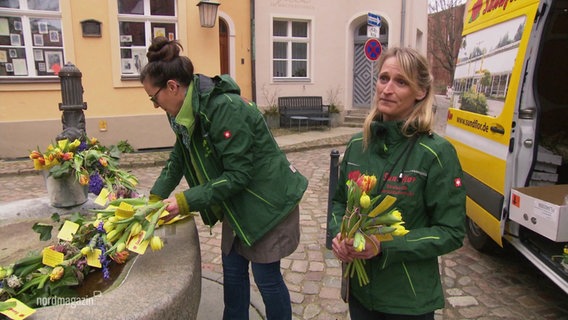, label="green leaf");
[51,212,61,223]
[49,161,72,179]
[68,212,86,225]
[32,222,53,241]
